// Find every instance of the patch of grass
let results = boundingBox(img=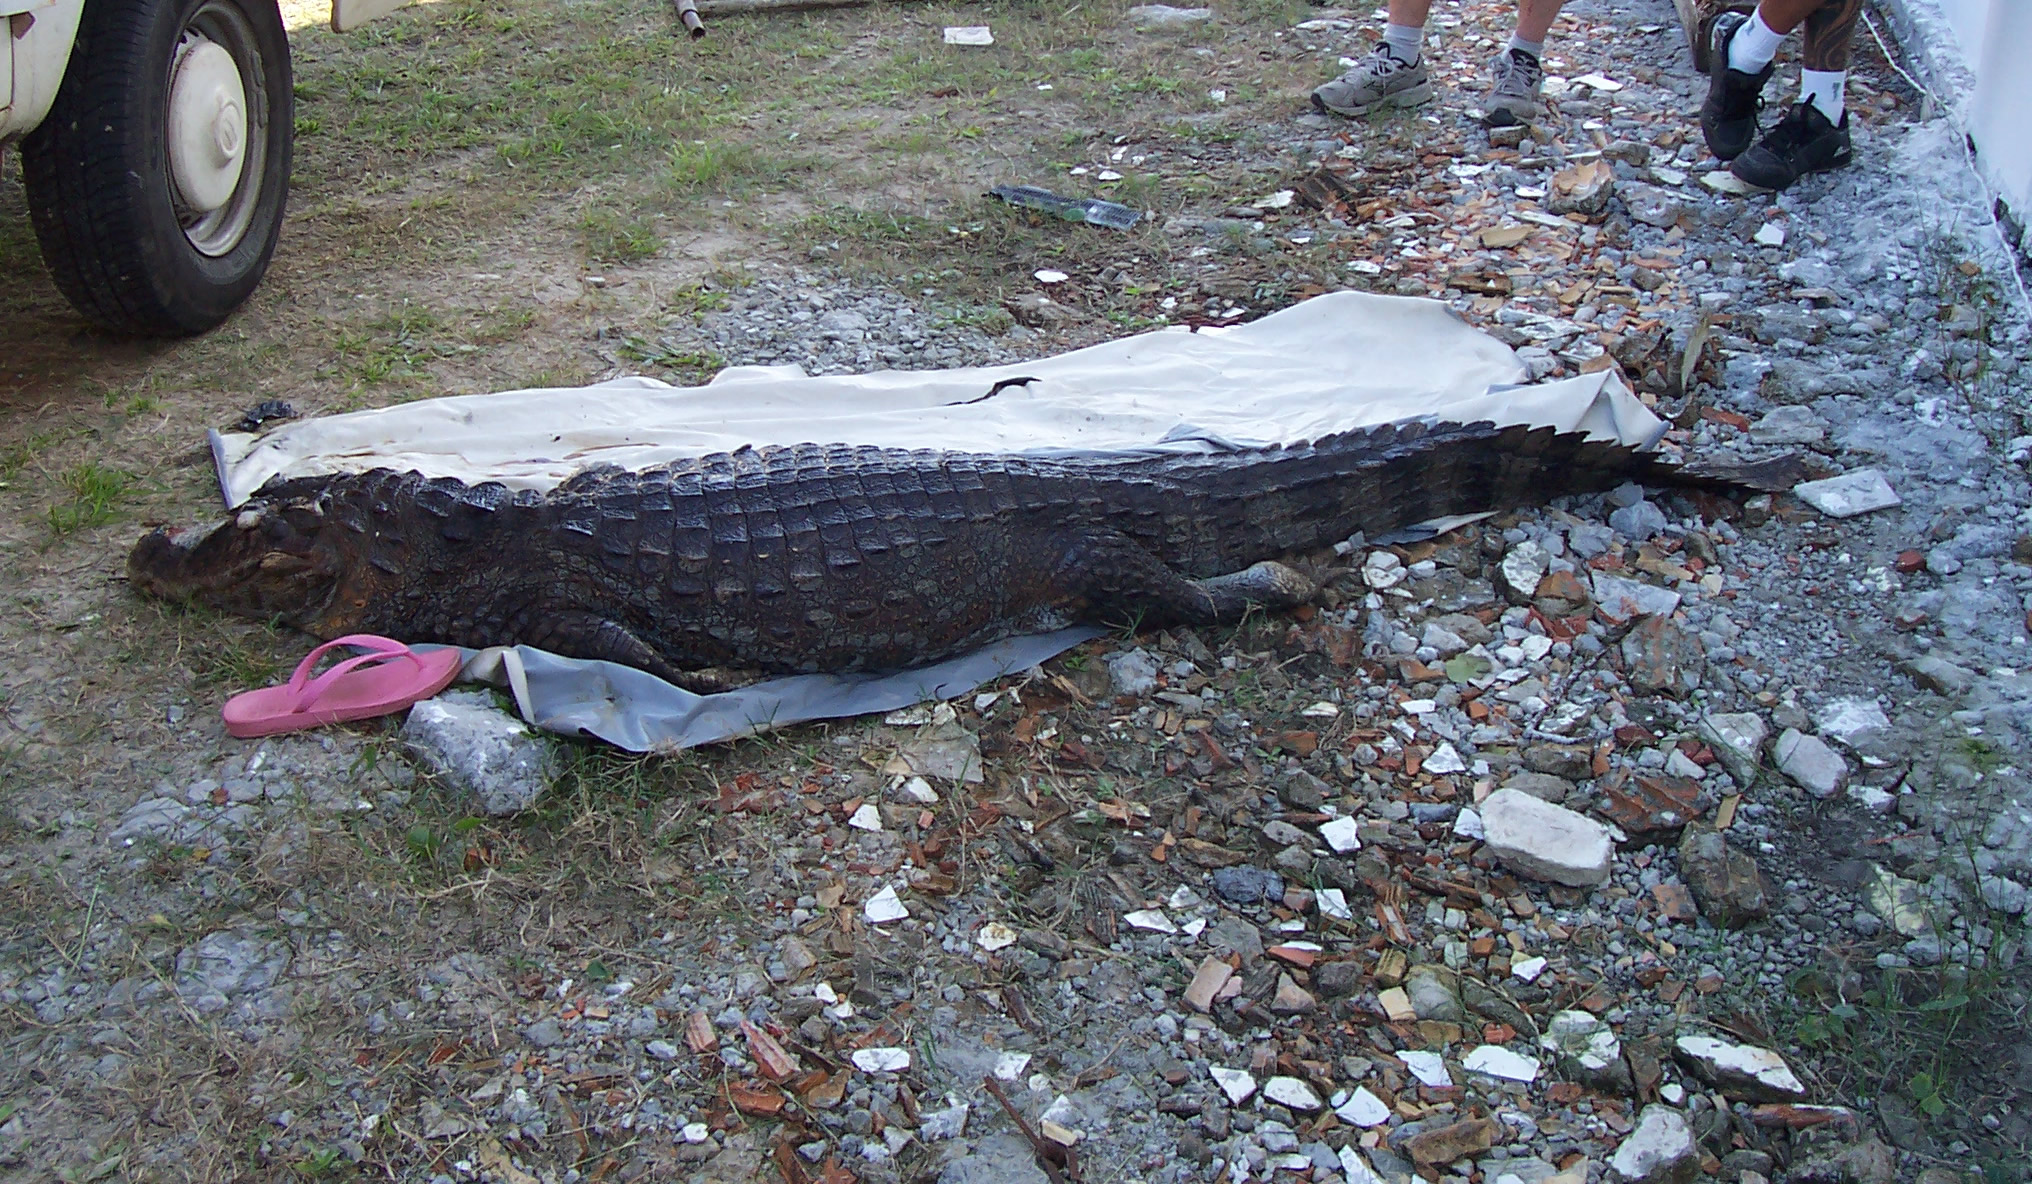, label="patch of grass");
[580,205,662,263]
[618,335,726,383]
[45,463,135,538]
[664,282,732,322]
[664,138,810,195]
